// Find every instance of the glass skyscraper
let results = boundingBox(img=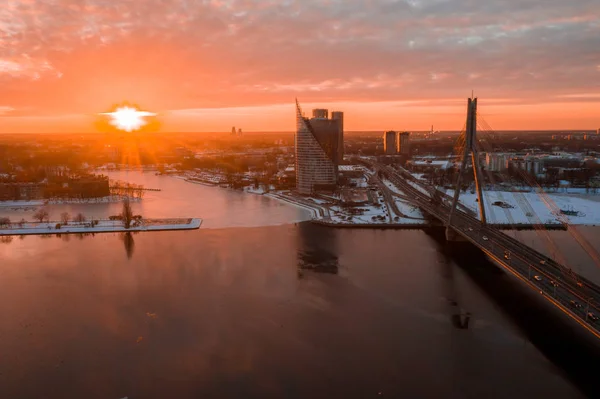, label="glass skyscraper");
[295,100,342,195]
